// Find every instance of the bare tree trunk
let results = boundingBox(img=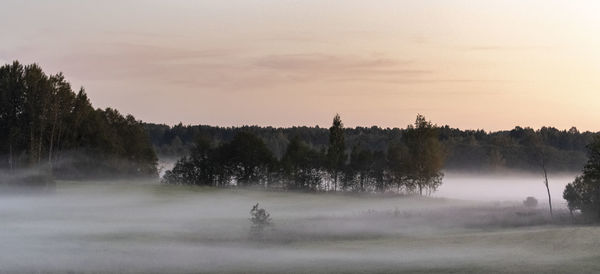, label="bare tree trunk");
[55,123,64,164]
[8,142,13,171]
[569,209,574,222]
[38,131,43,164]
[48,126,55,166]
[29,126,35,165]
[542,158,553,219]
[48,111,58,169]
[333,171,338,192]
[360,175,364,192]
